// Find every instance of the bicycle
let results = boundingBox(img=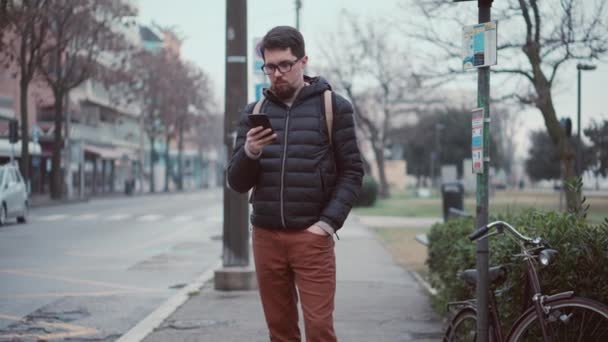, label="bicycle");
[443,220,608,341]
